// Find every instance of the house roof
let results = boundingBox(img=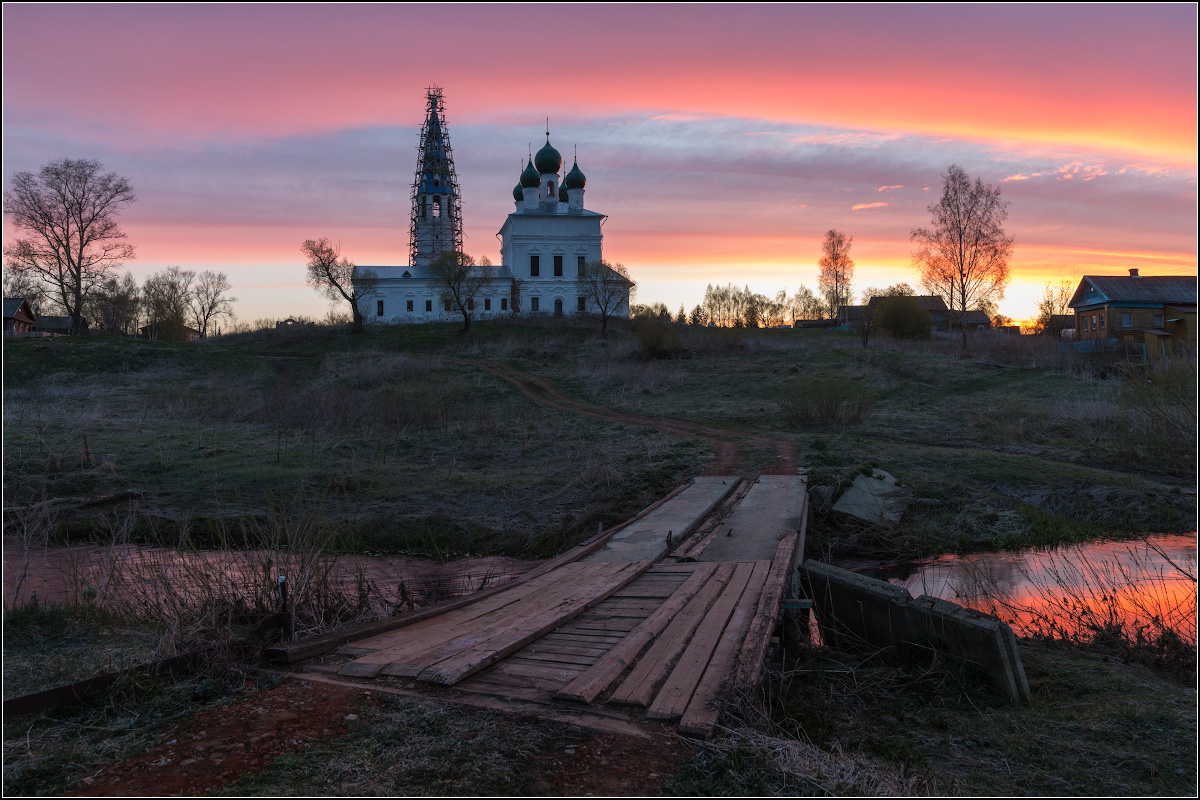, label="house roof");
[1070,275,1197,309]
[36,316,73,330]
[946,309,992,326]
[4,297,35,320]
[866,295,948,313]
